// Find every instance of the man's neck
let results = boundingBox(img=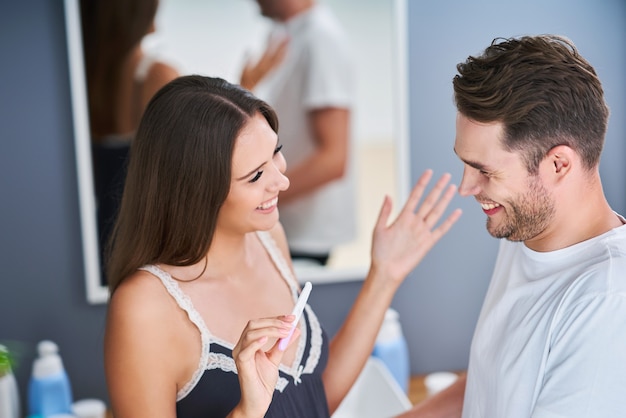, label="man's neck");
[525,177,620,252]
[279,0,315,22]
